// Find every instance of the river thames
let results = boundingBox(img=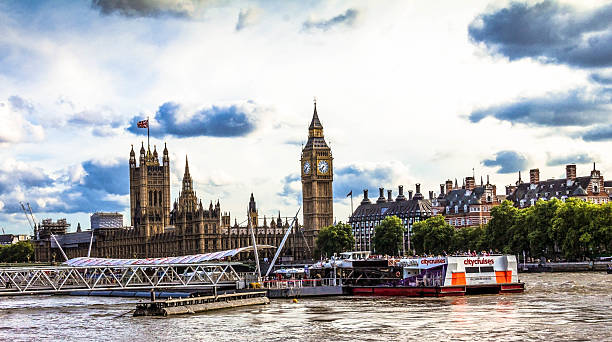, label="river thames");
[0,272,610,341]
